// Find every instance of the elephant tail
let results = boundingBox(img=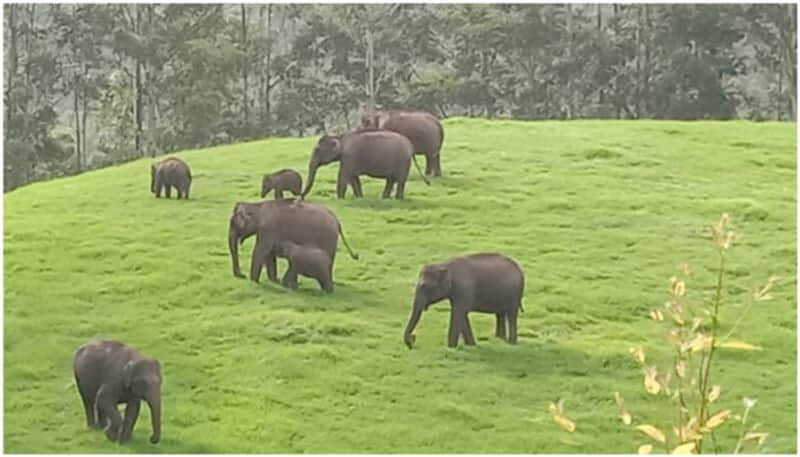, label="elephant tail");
[338,223,359,260]
[411,154,431,185]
